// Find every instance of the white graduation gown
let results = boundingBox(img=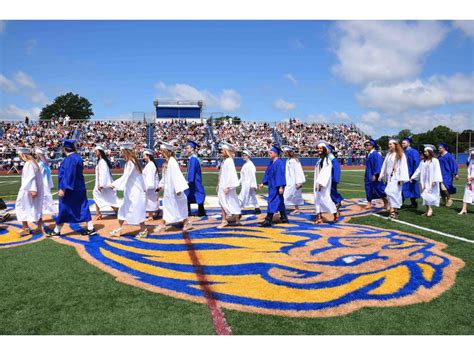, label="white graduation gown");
[218,157,241,215]
[15,161,44,222]
[381,153,409,209]
[93,159,118,209]
[159,157,189,223]
[462,159,474,204]
[313,158,337,214]
[239,160,259,208]
[284,158,306,206]
[38,160,58,214]
[112,161,146,225]
[143,161,160,212]
[411,158,443,206]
